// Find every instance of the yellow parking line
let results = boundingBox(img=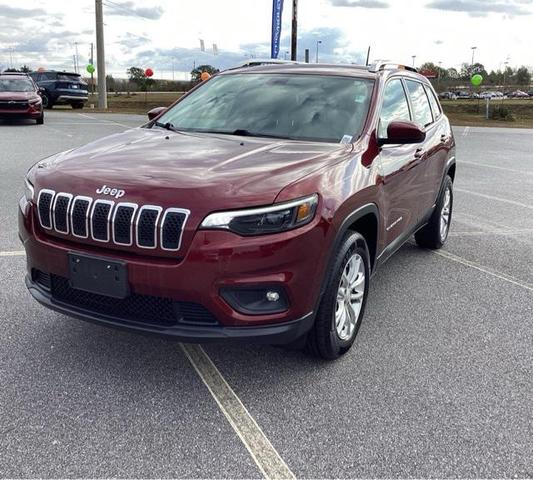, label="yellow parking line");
[180,343,296,480]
